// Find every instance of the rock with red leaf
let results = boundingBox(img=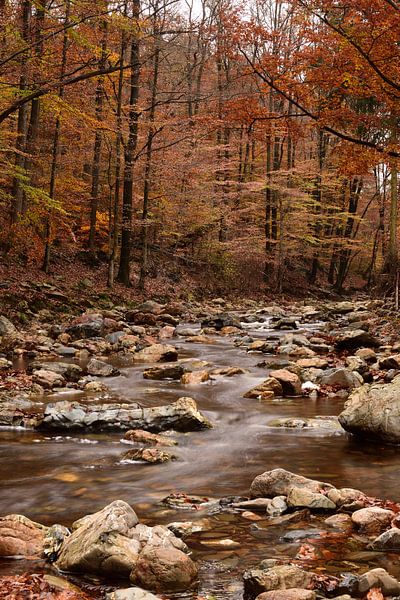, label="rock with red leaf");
[358,568,400,596]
